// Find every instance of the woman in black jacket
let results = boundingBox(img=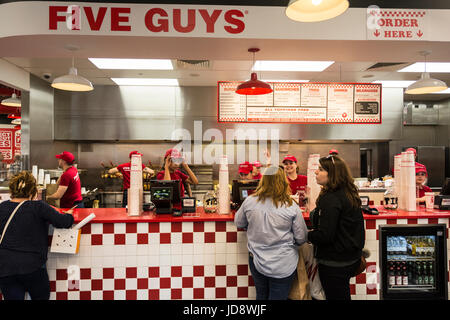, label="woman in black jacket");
[0,171,74,300]
[308,155,365,300]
